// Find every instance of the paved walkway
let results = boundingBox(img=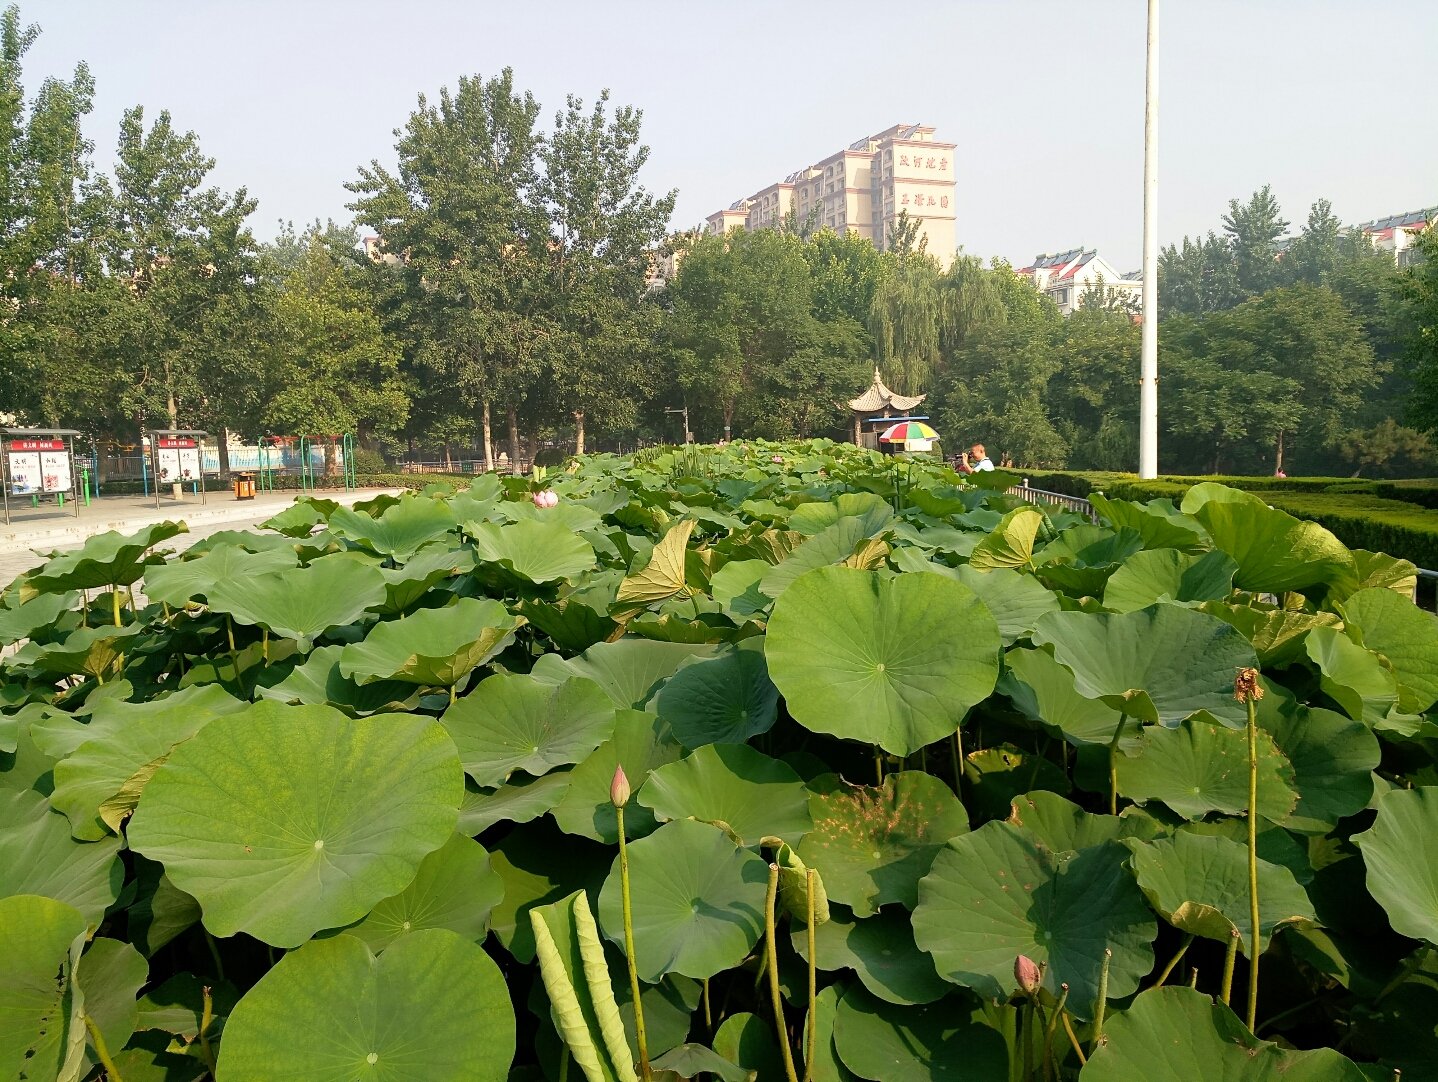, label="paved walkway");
[0,488,397,589]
